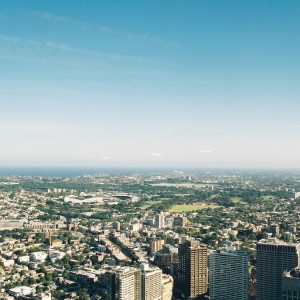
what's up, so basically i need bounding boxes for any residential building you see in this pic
[174,216,188,227]
[108,266,141,300]
[69,270,98,284]
[155,212,165,229]
[162,274,173,300]
[178,240,208,298]
[150,239,164,254]
[8,286,34,298]
[0,219,24,230]
[112,221,121,231]
[140,263,162,300]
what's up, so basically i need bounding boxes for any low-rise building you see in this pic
[8,286,34,298]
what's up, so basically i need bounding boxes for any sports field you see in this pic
[140,200,162,209]
[230,197,246,204]
[168,204,220,212]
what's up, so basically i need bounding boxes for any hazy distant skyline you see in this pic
[1,1,300,168]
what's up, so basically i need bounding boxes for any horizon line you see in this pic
[0,165,300,171]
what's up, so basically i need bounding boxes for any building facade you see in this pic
[282,267,300,300]
[178,240,208,298]
[256,239,300,300]
[108,266,141,300]
[140,263,162,300]
[209,248,248,300]
[161,274,173,300]
[150,239,165,254]
[155,212,165,229]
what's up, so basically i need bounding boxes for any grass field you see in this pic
[168,204,220,212]
[140,200,162,209]
[230,197,246,204]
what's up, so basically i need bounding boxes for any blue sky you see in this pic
[1,1,300,168]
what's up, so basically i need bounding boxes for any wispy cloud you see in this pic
[0,34,22,43]
[32,10,161,42]
[152,153,162,157]
[33,11,71,23]
[288,125,300,128]
[32,11,89,30]
[0,33,162,65]
[45,41,74,51]
[101,156,112,160]
[200,149,212,154]
[44,41,162,64]
[99,26,162,42]
[1,19,166,65]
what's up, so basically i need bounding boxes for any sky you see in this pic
[1,1,300,169]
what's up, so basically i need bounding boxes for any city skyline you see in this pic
[1,1,300,168]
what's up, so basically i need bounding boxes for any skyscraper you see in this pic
[256,238,300,300]
[108,266,141,300]
[209,248,248,300]
[155,212,165,229]
[161,274,174,300]
[140,263,163,300]
[178,240,208,298]
[282,267,300,300]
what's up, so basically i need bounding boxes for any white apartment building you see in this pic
[140,263,162,300]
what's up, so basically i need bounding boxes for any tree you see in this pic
[78,288,89,300]
[52,290,65,299]
[35,232,45,243]
[44,272,52,282]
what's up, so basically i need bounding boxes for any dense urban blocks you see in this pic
[1,171,300,299]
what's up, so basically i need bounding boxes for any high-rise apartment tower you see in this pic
[140,263,162,300]
[178,240,208,298]
[108,266,141,300]
[155,212,165,229]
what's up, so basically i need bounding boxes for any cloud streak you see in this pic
[32,10,161,42]
[0,33,162,65]
[45,41,75,51]
[0,34,22,43]
[152,153,162,157]
[98,26,162,42]
[200,149,212,154]
[32,11,89,30]
[44,41,163,64]
[33,11,71,23]
[101,156,112,160]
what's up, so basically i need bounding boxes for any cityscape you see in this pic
[1,1,300,300]
[0,170,300,299]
